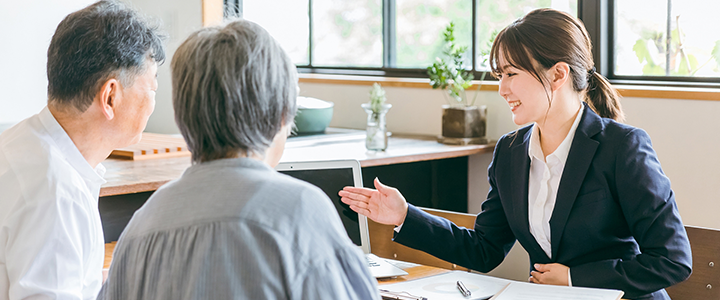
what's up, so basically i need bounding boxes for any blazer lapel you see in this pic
[549,105,602,258]
[510,127,550,262]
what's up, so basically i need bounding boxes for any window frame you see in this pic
[229,0,720,88]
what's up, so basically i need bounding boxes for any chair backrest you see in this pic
[368,207,476,271]
[665,225,720,300]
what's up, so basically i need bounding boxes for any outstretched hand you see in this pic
[339,178,409,226]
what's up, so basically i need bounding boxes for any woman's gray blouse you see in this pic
[98,158,379,300]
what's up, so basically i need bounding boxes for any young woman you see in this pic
[340,8,691,300]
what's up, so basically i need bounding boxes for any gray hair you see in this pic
[47,0,165,112]
[172,20,298,163]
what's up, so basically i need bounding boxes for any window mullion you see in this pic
[578,0,611,77]
[308,0,314,67]
[383,0,397,68]
[472,0,477,71]
[665,0,672,76]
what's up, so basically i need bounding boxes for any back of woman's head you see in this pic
[489,8,624,122]
[172,20,298,163]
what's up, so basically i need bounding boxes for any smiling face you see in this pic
[496,52,553,126]
[115,60,158,146]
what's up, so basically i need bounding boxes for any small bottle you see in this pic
[361,103,392,151]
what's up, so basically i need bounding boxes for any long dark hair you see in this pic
[489,8,624,122]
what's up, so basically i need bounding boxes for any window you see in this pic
[232,0,576,77]
[231,0,715,86]
[611,0,720,84]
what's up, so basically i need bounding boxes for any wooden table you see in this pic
[100,129,494,197]
[104,241,449,284]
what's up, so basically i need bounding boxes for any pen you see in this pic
[457,280,471,297]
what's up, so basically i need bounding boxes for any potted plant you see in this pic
[427,22,488,145]
[361,83,392,151]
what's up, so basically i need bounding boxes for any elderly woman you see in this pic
[98,20,380,300]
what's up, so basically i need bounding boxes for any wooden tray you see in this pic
[109,133,190,160]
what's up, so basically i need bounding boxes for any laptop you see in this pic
[275,159,408,278]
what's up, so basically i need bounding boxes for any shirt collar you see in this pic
[37,106,107,185]
[528,104,585,163]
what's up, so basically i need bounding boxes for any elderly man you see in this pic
[0,1,164,299]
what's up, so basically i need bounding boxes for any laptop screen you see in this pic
[278,167,362,246]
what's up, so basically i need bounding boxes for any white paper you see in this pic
[380,271,514,300]
[490,281,623,300]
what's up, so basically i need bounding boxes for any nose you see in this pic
[498,78,510,99]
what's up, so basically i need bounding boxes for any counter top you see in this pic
[100,129,495,197]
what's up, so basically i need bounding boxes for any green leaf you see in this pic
[633,39,651,64]
[711,40,720,67]
[642,63,664,76]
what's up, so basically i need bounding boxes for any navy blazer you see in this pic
[394,104,692,300]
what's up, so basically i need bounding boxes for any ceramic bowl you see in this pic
[294,97,334,134]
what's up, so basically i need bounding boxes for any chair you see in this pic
[368,207,477,271]
[665,225,720,300]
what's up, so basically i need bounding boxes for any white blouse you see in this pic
[527,105,584,259]
[0,107,106,300]
[527,105,584,285]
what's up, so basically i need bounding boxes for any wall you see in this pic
[0,0,95,127]
[0,0,198,134]
[127,0,202,134]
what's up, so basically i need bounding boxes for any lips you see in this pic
[508,100,522,111]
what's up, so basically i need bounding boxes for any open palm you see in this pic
[339,178,409,226]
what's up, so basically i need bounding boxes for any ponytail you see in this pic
[585,71,625,122]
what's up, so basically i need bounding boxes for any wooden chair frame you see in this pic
[368,207,477,271]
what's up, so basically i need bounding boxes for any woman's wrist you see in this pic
[395,203,409,226]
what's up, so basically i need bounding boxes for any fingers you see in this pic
[374,177,394,193]
[534,263,549,272]
[348,204,371,216]
[339,190,370,203]
[530,271,543,284]
[342,186,376,197]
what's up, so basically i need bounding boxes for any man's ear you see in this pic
[97,78,120,120]
[548,62,570,92]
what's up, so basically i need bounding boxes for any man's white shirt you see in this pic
[0,107,105,300]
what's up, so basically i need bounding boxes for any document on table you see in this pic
[380,270,513,300]
[490,281,624,300]
[380,270,624,300]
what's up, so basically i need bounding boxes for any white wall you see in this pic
[126,0,202,134]
[0,0,198,134]
[0,0,95,126]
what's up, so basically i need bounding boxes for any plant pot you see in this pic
[438,105,488,145]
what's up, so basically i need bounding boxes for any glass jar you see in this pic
[361,103,392,151]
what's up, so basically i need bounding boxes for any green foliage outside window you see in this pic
[632,17,720,76]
